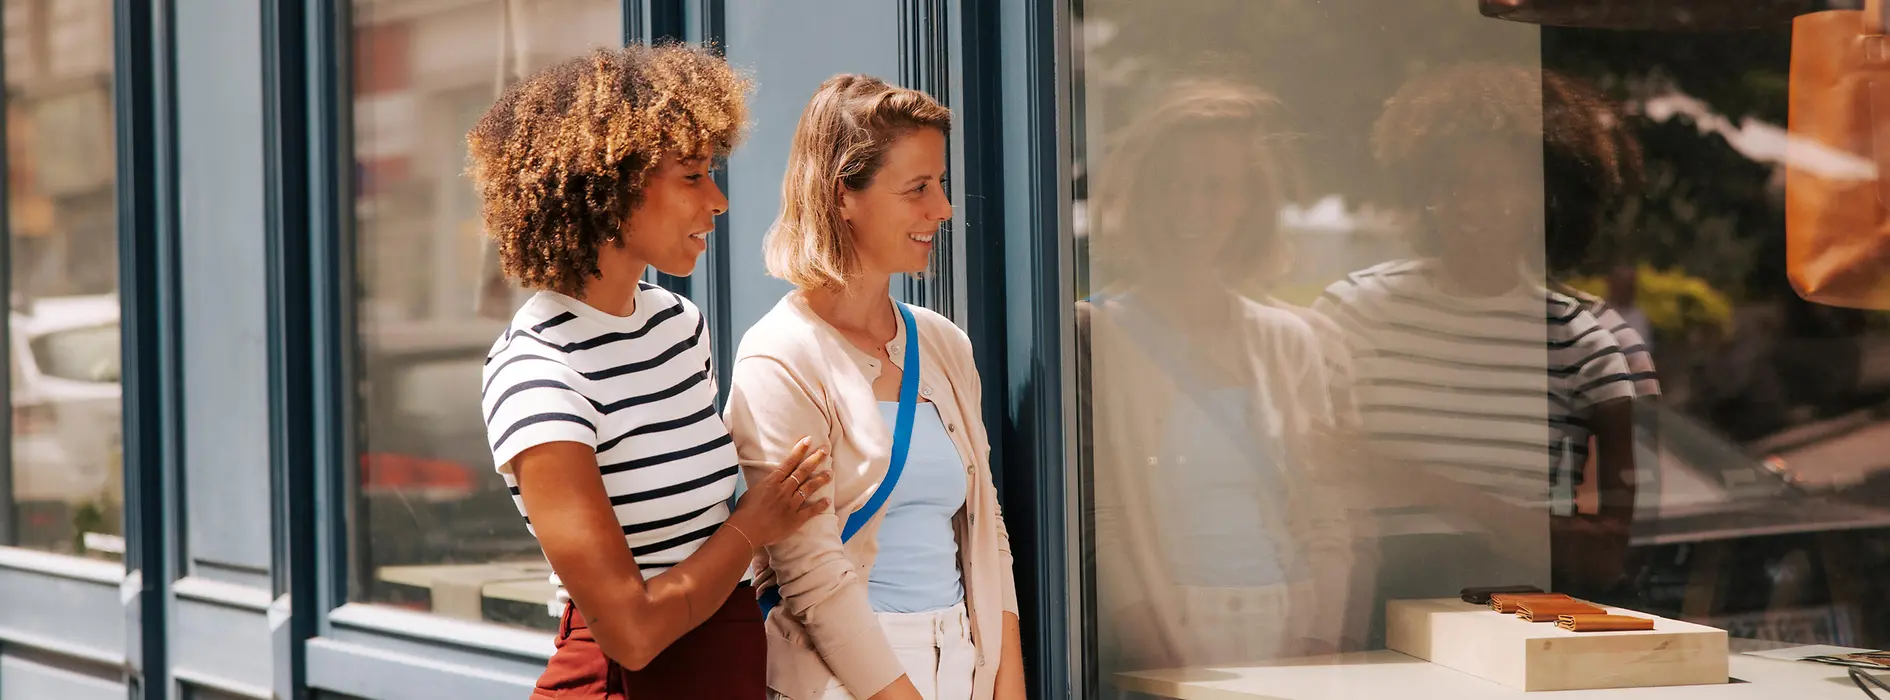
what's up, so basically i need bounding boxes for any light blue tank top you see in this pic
[867,402,967,613]
[1150,388,1292,587]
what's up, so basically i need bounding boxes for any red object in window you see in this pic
[352,20,413,96]
[361,452,476,499]
[12,403,55,436]
[358,155,411,196]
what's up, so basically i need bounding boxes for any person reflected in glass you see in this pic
[1537,74,1661,604]
[1310,64,1641,637]
[722,75,1025,700]
[1078,78,1359,675]
[469,45,831,698]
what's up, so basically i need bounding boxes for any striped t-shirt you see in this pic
[1313,260,1636,514]
[481,284,740,601]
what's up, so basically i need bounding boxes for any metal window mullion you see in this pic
[897,0,952,317]
[0,0,16,551]
[113,0,177,697]
[309,0,356,623]
[693,0,732,404]
[262,0,317,697]
[638,0,696,299]
[986,0,1077,696]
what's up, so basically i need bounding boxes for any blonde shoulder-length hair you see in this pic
[765,74,952,290]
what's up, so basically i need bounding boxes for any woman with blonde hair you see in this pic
[1078,78,1359,678]
[724,74,1026,700]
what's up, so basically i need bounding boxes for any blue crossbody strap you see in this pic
[758,301,921,618]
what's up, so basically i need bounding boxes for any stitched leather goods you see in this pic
[1557,614,1655,632]
[1517,600,1606,622]
[1787,0,1890,309]
[1490,592,1574,614]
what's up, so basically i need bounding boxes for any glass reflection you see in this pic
[1075,1,1890,695]
[1308,63,1650,640]
[350,0,619,630]
[1082,78,1355,671]
[6,0,122,558]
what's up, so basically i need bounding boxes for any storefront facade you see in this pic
[2,1,1886,698]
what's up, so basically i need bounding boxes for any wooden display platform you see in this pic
[1386,598,1729,692]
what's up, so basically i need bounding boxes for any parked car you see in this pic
[10,294,123,553]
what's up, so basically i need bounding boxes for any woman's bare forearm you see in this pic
[515,442,742,670]
[642,522,758,631]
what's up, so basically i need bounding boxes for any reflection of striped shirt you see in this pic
[1560,288,1661,398]
[481,284,738,598]
[1314,260,1635,510]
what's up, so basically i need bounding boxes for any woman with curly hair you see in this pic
[1309,64,1643,642]
[469,43,829,698]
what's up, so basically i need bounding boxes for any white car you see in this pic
[10,294,122,548]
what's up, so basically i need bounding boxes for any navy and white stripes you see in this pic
[1314,260,1637,511]
[482,284,739,595]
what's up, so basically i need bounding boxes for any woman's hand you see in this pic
[727,437,832,548]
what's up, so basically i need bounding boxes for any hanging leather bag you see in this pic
[1787,0,1890,309]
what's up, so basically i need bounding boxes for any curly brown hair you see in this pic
[1372,63,1644,263]
[466,43,750,296]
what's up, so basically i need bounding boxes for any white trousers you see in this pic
[811,602,976,700]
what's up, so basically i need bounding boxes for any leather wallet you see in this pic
[1490,593,1573,613]
[1461,585,1543,605]
[1517,600,1605,622]
[1557,614,1655,632]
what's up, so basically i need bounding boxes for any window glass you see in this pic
[350,0,620,631]
[5,0,123,559]
[1072,1,1890,694]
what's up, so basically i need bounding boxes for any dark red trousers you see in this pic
[530,584,765,699]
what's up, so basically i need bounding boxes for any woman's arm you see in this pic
[513,439,829,670]
[726,356,913,698]
[996,612,1028,698]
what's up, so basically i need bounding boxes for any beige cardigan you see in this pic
[724,293,1019,700]
[1080,295,1361,669]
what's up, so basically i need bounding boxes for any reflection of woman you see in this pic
[724,75,1025,700]
[1310,65,1641,625]
[469,46,830,698]
[1079,79,1356,674]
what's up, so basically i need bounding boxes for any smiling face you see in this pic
[1135,126,1261,278]
[838,128,952,278]
[1420,142,1541,271]
[611,154,727,276]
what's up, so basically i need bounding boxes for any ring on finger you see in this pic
[796,488,807,499]
[786,474,802,487]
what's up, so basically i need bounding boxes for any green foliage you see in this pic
[1567,265,1735,340]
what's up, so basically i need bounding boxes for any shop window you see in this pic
[349,0,621,631]
[1071,0,1890,695]
[4,0,124,559]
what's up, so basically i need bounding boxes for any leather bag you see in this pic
[1787,0,1890,309]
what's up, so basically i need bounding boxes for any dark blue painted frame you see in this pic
[262,0,317,697]
[115,0,179,696]
[980,0,1076,696]
[641,0,695,299]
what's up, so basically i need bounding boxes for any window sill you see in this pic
[0,545,125,584]
[326,601,553,661]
